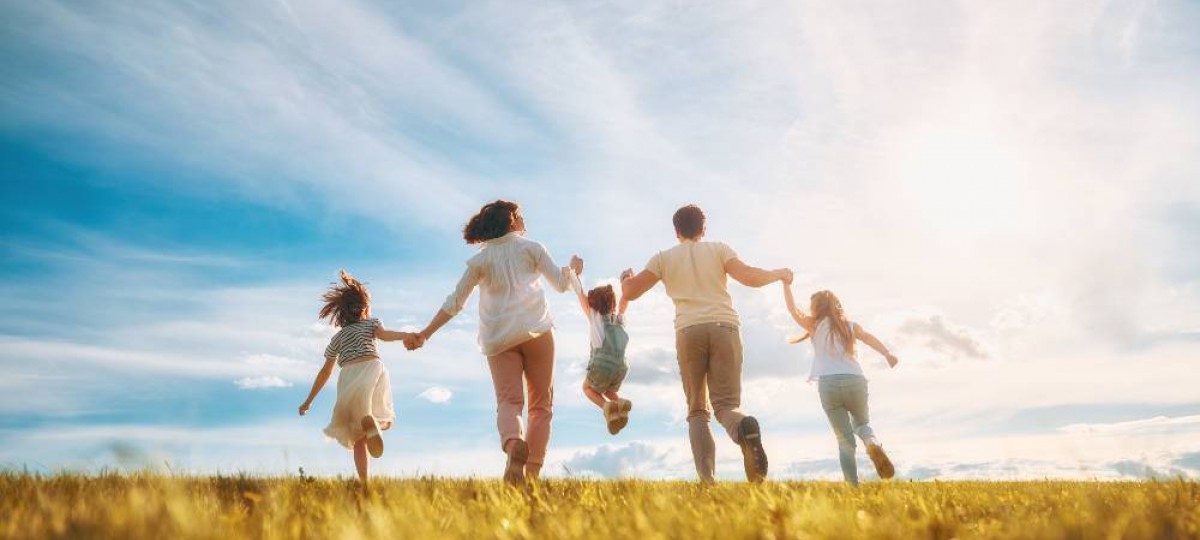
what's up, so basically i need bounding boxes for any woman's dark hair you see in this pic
[672,204,706,239]
[319,270,371,327]
[464,200,520,244]
[587,285,616,316]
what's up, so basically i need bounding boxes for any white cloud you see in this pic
[561,441,685,479]
[417,386,453,404]
[234,376,293,390]
[1059,415,1200,436]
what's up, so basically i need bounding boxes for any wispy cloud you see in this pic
[234,376,293,390]
[417,386,453,404]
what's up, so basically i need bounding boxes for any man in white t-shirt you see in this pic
[621,204,792,483]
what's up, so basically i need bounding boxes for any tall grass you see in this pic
[2,473,1197,539]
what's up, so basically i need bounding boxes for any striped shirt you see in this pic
[324,318,381,366]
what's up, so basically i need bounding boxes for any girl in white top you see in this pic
[411,200,581,485]
[569,270,632,435]
[782,280,899,486]
[298,270,419,484]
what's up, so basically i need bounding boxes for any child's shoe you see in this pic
[361,415,384,458]
[603,401,621,435]
[611,399,633,433]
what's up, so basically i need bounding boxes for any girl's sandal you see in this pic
[361,415,385,458]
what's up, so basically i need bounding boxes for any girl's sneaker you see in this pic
[361,415,384,458]
[503,439,529,485]
[604,401,621,434]
[867,443,895,479]
[612,399,633,433]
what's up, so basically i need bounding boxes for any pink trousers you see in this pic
[487,331,555,476]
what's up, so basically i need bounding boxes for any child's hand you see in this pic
[298,401,311,416]
[885,353,899,368]
[403,332,426,351]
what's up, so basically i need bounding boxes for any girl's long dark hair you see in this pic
[319,270,370,327]
[463,200,519,244]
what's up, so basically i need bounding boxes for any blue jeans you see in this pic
[818,374,876,486]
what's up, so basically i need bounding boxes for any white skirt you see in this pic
[323,357,395,449]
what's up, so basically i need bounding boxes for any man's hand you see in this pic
[569,255,584,276]
[298,401,311,416]
[776,268,794,285]
[885,353,899,368]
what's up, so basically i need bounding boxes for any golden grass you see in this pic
[2,473,1198,539]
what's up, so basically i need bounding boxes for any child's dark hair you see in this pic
[464,200,520,244]
[587,285,616,316]
[319,270,371,327]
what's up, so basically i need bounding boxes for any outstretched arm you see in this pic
[299,357,336,415]
[620,269,660,302]
[413,264,480,349]
[376,325,416,343]
[569,270,592,318]
[856,326,899,368]
[782,281,815,331]
[726,258,791,288]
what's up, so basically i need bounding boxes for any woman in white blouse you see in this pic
[411,200,581,485]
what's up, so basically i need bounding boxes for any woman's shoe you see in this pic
[503,439,529,486]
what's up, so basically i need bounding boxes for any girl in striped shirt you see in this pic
[298,270,418,483]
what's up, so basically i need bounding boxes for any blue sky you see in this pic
[2,0,1199,480]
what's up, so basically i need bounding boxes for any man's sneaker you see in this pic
[361,415,384,458]
[737,416,768,483]
[503,439,528,486]
[867,443,895,479]
[603,401,621,434]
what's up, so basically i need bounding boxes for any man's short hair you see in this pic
[673,204,706,239]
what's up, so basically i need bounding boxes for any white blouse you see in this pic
[441,232,573,356]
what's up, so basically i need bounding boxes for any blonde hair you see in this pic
[791,290,856,357]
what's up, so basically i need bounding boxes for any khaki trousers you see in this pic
[487,331,555,477]
[676,321,747,481]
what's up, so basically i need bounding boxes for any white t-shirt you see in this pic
[808,319,865,381]
[441,232,573,356]
[570,272,624,351]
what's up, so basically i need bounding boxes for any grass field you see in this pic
[2,473,1198,539]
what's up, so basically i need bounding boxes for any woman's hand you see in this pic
[569,255,584,275]
[298,401,311,416]
[403,332,426,351]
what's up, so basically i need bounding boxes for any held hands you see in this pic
[403,332,427,351]
[569,255,584,276]
[619,268,634,282]
[776,268,794,285]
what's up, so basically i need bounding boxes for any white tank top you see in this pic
[808,319,864,381]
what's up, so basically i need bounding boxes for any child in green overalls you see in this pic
[570,270,632,434]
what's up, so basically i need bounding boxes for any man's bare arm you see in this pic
[620,269,660,302]
[725,258,790,288]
